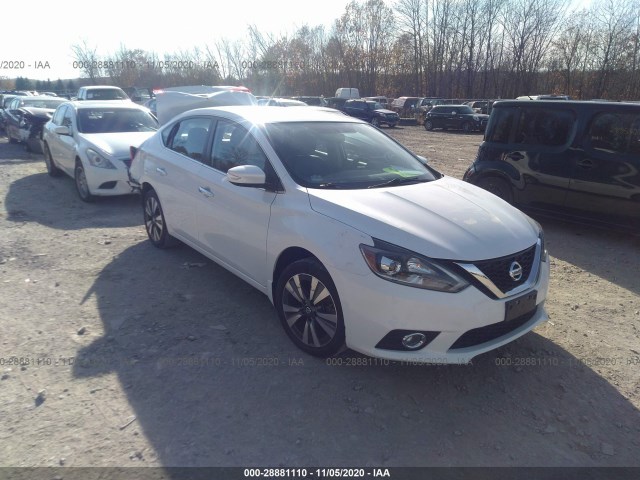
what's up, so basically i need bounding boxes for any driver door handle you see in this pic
[155,167,167,176]
[198,186,214,198]
[577,159,595,169]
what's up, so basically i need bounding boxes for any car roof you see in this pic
[63,100,147,110]
[171,105,361,125]
[493,100,640,109]
[80,85,125,90]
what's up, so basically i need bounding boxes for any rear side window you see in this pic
[588,112,640,155]
[485,108,518,143]
[165,117,213,162]
[515,108,574,146]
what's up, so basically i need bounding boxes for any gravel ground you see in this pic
[0,126,639,472]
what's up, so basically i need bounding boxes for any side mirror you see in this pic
[227,165,266,186]
[416,155,429,166]
[54,125,71,136]
[451,111,457,115]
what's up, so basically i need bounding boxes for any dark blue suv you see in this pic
[463,100,640,231]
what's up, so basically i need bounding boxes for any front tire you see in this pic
[424,120,434,131]
[44,144,62,177]
[476,176,514,204]
[461,122,471,133]
[371,117,380,127]
[143,188,177,248]
[74,160,95,202]
[275,259,345,357]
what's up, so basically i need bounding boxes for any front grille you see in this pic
[473,244,536,294]
[449,307,538,350]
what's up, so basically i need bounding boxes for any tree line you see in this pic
[24,0,640,100]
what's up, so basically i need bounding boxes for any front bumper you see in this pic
[331,255,550,364]
[84,161,136,196]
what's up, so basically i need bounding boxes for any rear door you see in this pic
[147,116,214,243]
[486,105,577,209]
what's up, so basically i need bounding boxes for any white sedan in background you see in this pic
[129,106,550,363]
[42,101,158,201]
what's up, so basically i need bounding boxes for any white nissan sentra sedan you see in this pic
[42,101,159,201]
[128,106,549,363]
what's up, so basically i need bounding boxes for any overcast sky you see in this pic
[2,0,592,82]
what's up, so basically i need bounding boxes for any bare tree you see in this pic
[71,40,102,82]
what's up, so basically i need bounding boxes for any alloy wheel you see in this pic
[281,273,339,348]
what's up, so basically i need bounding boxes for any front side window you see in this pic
[165,117,212,162]
[265,122,437,189]
[210,120,267,172]
[51,106,66,125]
[61,108,74,128]
[588,112,640,155]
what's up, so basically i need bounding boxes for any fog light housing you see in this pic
[402,333,427,349]
[375,330,439,351]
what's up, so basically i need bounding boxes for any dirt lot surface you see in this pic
[1,126,639,472]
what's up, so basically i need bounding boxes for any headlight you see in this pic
[360,240,469,293]
[526,216,548,262]
[539,228,548,262]
[86,148,116,169]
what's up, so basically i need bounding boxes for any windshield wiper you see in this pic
[366,176,429,189]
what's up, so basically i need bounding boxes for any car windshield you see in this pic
[77,108,159,133]
[368,102,384,110]
[265,122,437,189]
[22,99,65,109]
[85,89,128,100]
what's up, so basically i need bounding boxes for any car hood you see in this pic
[307,176,538,261]
[80,132,156,158]
[21,107,55,118]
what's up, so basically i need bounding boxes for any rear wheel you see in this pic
[43,144,62,177]
[143,188,177,248]
[476,176,513,204]
[275,259,345,357]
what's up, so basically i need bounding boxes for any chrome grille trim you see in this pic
[455,239,542,299]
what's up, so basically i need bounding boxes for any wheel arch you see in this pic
[271,247,320,302]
